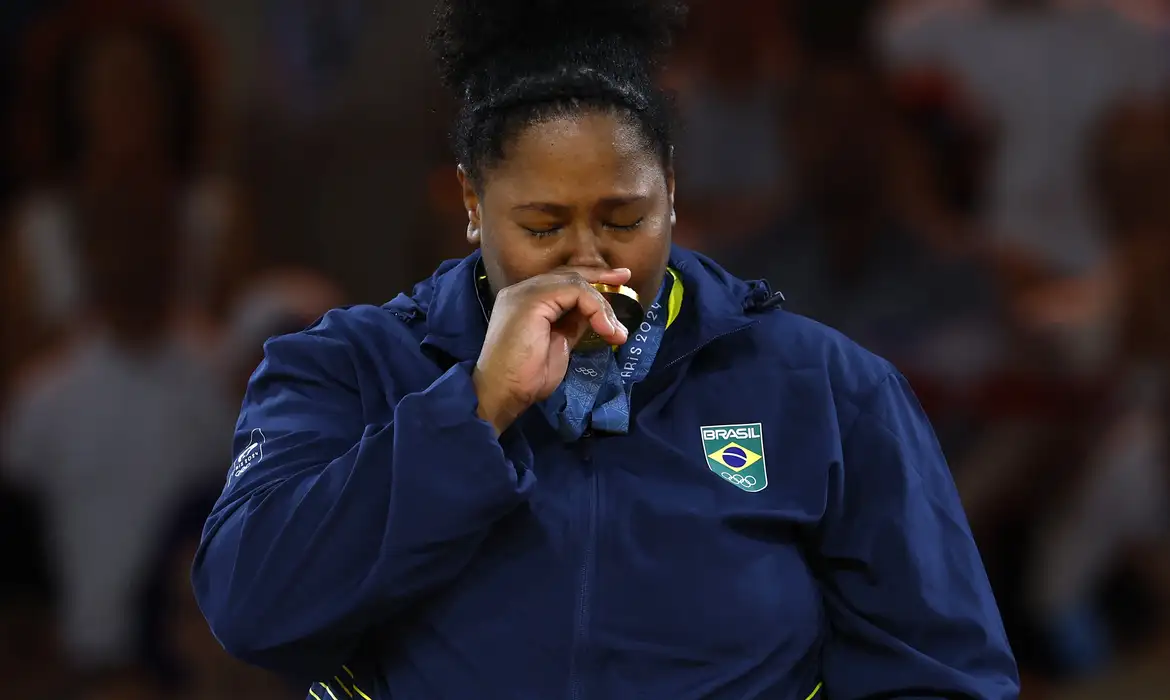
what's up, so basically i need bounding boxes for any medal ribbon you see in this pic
[540,269,682,440]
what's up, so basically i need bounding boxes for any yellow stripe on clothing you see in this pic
[665,267,684,328]
[338,665,372,700]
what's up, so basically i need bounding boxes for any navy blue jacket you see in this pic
[193,247,1019,700]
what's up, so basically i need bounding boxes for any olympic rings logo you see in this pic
[574,367,601,377]
[720,471,757,488]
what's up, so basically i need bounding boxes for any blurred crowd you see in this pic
[1,0,1169,697]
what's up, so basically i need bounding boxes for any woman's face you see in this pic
[461,110,675,309]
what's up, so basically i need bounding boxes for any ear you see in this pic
[457,165,482,245]
[665,165,677,226]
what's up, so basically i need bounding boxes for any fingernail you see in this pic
[617,321,628,336]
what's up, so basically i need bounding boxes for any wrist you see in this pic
[472,368,524,436]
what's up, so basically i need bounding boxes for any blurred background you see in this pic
[1,0,1169,697]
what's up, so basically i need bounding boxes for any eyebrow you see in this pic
[511,195,648,214]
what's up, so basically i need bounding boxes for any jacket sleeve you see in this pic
[815,372,1020,700]
[191,323,536,680]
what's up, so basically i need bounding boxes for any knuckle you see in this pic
[495,290,520,310]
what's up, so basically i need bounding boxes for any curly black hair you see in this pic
[429,0,687,185]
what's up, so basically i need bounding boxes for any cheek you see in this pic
[480,231,547,289]
[615,222,672,301]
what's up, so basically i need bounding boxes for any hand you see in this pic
[472,267,631,434]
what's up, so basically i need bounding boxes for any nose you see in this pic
[562,226,610,270]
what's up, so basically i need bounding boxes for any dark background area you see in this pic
[2,0,1170,697]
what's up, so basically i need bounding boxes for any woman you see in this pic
[192,1,1019,698]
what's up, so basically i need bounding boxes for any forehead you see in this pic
[483,111,663,202]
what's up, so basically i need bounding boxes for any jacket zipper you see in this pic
[567,321,756,698]
[569,428,596,700]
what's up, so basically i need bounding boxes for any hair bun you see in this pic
[429,0,688,92]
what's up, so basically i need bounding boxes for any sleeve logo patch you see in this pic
[230,428,265,479]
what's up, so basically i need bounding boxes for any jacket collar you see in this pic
[399,246,781,366]
[412,251,488,363]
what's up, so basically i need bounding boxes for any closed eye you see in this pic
[523,225,562,237]
[522,217,643,237]
[606,218,643,232]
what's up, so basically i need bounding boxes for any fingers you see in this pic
[561,266,632,286]
[498,267,634,346]
[559,275,628,344]
[550,280,626,343]
[586,301,628,344]
[518,271,629,344]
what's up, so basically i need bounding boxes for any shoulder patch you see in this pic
[230,428,265,479]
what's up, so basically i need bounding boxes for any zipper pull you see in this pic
[579,427,594,463]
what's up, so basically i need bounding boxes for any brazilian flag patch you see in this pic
[702,423,767,493]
